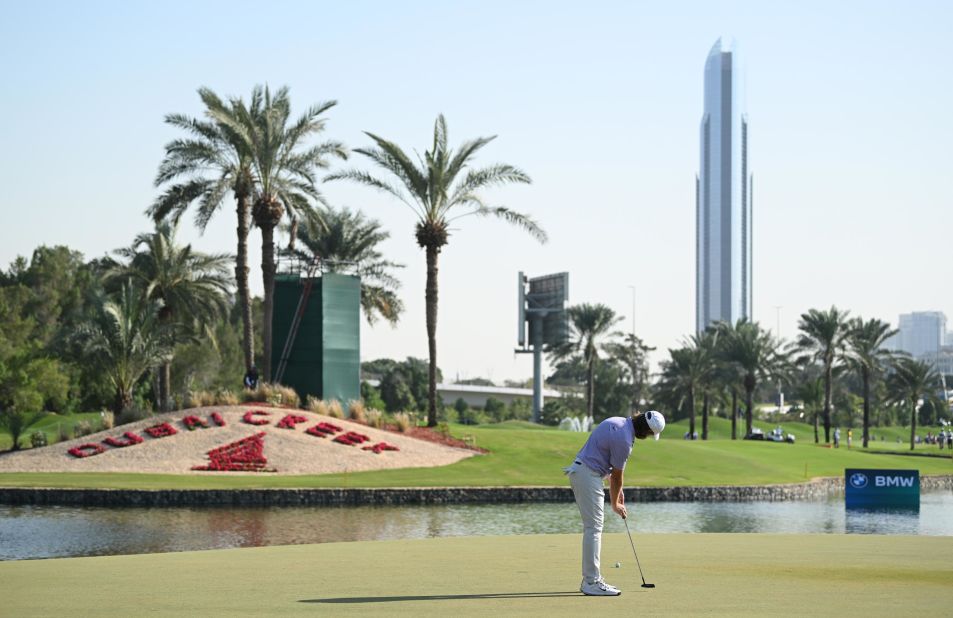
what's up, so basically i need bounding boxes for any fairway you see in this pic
[1,533,949,616]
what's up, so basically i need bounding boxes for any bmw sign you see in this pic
[848,472,868,489]
[845,468,919,509]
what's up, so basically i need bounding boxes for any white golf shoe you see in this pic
[580,578,621,596]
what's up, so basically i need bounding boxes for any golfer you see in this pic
[564,410,665,596]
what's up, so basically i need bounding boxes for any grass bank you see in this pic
[1,418,949,489]
[1,533,949,616]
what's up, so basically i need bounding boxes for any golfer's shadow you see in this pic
[301,591,580,604]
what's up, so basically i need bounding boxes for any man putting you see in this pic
[564,410,665,596]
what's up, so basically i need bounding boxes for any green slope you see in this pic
[1,419,949,489]
[1,534,950,617]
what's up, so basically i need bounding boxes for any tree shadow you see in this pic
[300,591,580,604]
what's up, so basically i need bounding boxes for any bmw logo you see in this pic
[849,472,868,489]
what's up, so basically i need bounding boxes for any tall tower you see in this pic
[696,37,752,333]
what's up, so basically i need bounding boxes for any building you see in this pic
[696,37,753,332]
[891,311,947,358]
[363,380,563,409]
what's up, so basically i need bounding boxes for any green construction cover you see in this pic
[271,272,360,403]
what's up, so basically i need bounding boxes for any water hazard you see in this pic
[1,491,950,561]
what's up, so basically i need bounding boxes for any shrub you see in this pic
[186,390,214,408]
[273,384,300,408]
[349,400,366,423]
[215,389,240,406]
[392,412,412,432]
[116,408,152,426]
[57,423,71,442]
[327,400,344,419]
[240,385,262,403]
[364,408,383,428]
[75,420,93,437]
[239,383,299,408]
[307,396,330,416]
[101,412,115,430]
[30,431,48,448]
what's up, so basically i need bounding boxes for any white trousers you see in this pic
[566,461,605,583]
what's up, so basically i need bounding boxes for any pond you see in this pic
[1,491,950,561]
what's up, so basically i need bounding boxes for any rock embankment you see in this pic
[2,476,950,507]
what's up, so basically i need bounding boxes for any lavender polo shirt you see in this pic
[575,416,635,477]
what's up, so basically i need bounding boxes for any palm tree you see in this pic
[658,334,713,439]
[606,333,655,411]
[716,319,788,437]
[548,304,622,421]
[106,222,231,411]
[149,87,257,375]
[327,115,545,426]
[886,357,940,451]
[78,284,175,415]
[797,306,851,443]
[845,317,898,448]
[215,85,347,381]
[285,206,404,325]
[796,374,824,443]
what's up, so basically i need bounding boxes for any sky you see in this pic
[2,1,951,384]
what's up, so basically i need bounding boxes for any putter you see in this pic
[623,517,655,588]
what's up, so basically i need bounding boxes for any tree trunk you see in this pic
[745,387,754,437]
[235,194,254,372]
[862,368,870,448]
[909,401,917,451]
[702,391,709,440]
[587,357,596,420]
[113,388,132,416]
[159,361,171,412]
[814,409,819,444]
[731,389,737,440]
[823,362,833,443]
[688,385,696,439]
[425,245,440,427]
[260,223,276,382]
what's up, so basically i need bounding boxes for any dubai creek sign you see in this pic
[845,468,919,509]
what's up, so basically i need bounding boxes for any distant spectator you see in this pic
[833,428,840,448]
[847,428,852,449]
[244,365,259,390]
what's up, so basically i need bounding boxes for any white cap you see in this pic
[645,410,665,440]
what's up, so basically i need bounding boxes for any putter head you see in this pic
[641,583,656,589]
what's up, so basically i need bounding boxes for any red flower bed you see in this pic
[276,414,308,429]
[68,443,106,458]
[192,432,273,472]
[144,423,178,438]
[362,441,400,454]
[103,432,144,448]
[211,412,226,427]
[242,410,271,425]
[182,415,209,430]
[333,431,370,446]
[305,422,343,438]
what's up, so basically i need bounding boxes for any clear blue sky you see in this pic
[2,1,951,382]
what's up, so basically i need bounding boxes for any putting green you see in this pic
[2,534,950,616]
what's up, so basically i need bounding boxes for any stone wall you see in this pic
[1,475,950,507]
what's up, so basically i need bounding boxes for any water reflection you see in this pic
[845,507,921,535]
[1,491,950,561]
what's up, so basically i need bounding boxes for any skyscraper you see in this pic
[891,311,947,358]
[696,38,752,333]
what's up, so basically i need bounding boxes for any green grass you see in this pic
[0,411,104,450]
[1,533,950,616]
[1,418,949,490]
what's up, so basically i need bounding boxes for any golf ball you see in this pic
[615,562,621,568]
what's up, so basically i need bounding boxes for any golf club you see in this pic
[623,517,655,588]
